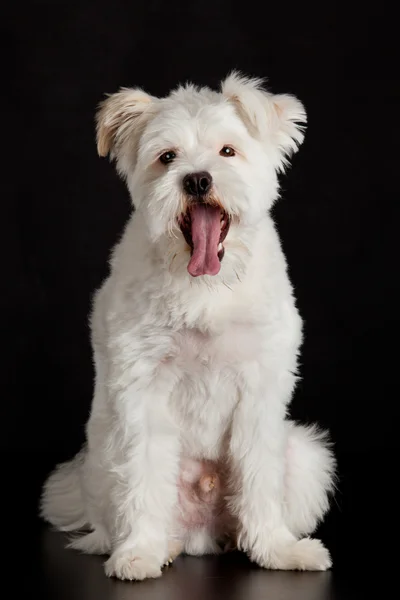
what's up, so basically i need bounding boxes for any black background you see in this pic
[2,0,399,585]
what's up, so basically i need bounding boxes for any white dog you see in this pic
[40,73,336,580]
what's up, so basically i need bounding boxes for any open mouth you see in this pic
[178,204,231,277]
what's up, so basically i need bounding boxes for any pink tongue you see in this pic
[188,204,221,277]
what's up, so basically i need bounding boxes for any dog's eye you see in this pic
[220,146,235,157]
[159,151,176,165]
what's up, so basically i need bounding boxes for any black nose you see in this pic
[183,172,212,197]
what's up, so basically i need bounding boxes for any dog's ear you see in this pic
[96,88,155,158]
[221,72,307,170]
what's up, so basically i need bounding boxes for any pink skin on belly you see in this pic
[168,437,298,561]
[176,458,236,541]
[177,459,224,528]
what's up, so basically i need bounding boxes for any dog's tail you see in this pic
[40,448,88,532]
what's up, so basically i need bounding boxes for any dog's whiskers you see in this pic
[234,269,242,283]
[167,220,179,240]
[222,279,233,291]
[169,253,178,273]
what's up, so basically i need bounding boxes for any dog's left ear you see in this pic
[221,72,307,170]
[96,88,156,159]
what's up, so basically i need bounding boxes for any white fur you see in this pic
[40,73,336,580]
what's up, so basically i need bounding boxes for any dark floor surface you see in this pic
[39,528,350,600]
[6,453,394,599]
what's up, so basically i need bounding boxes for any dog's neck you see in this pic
[111,210,279,332]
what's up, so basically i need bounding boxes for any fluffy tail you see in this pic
[284,421,337,537]
[40,448,88,532]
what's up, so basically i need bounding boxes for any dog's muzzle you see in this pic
[178,172,230,278]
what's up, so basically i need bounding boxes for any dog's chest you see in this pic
[166,323,263,459]
[166,322,263,369]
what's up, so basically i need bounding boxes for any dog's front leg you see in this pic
[98,358,180,581]
[229,366,331,571]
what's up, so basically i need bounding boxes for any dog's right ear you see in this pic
[221,72,306,171]
[96,88,155,158]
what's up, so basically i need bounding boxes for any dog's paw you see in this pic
[163,539,183,567]
[105,549,162,581]
[256,537,332,571]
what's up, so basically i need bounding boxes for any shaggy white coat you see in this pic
[41,73,336,580]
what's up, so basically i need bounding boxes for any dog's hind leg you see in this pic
[40,447,88,532]
[68,526,110,554]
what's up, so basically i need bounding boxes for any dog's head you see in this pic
[96,73,306,278]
